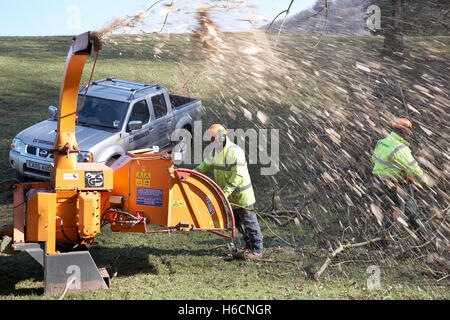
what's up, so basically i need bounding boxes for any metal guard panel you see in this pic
[172,168,235,239]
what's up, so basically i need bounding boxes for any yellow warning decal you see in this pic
[172,200,187,208]
[136,166,151,187]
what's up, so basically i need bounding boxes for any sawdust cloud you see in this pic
[90,1,450,277]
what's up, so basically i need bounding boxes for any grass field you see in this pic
[0,33,448,300]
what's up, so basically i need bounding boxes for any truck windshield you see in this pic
[77,95,128,129]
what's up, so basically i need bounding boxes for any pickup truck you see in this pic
[9,77,202,181]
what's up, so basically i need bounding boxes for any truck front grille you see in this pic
[26,146,37,155]
[25,145,53,159]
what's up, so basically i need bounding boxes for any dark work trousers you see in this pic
[370,177,419,229]
[233,205,264,254]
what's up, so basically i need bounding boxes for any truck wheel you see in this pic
[106,156,120,167]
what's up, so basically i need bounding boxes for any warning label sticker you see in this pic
[172,200,187,208]
[206,196,216,216]
[136,168,151,187]
[136,188,163,207]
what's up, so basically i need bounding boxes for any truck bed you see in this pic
[169,94,198,109]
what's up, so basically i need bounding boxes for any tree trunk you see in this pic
[383,30,404,55]
[382,0,405,56]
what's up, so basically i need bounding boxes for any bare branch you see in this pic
[156,0,174,33]
[312,0,329,49]
[266,0,295,32]
[314,237,385,281]
[256,212,294,247]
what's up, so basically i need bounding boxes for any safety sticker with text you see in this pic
[136,171,151,187]
[172,200,187,208]
[136,188,163,207]
[206,196,216,216]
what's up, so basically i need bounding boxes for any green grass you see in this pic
[2,227,448,300]
[83,227,447,300]
[0,33,449,300]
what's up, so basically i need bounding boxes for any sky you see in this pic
[0,0,317,36]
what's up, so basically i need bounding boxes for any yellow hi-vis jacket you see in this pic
[196,137,256,208]
[372,132,428,186]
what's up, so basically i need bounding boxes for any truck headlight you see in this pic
[77,151,93,163]
[11,138,24,153]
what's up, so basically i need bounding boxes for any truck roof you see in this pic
[79,77,163,102]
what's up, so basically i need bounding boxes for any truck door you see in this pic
[126,99,155,151]
[150,93,173,149]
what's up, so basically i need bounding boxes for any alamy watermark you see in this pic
[67,5,81,30]
[66,264,81,290]
[366,265,381,290]
[366,5,381,31]
[170,121,280,176]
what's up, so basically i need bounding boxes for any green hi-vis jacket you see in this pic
[371,132,428,186]
[196,138,256,209]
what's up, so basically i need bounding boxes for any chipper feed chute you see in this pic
[0,31,235,297]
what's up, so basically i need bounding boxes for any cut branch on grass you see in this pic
[329,259,373,268]
[437,274,449,282]
[293,193,322,230]
[260,213,283,226]
[314,237,385,281]
[256,212,294,247]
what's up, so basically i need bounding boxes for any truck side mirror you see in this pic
[128,120,143,132]
[48,105,58,116]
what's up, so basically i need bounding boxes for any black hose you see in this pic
[58,217,79,248]
[60,223,74,244]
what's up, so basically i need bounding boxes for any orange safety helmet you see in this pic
[393,118,412,134]
[208,124,227,140]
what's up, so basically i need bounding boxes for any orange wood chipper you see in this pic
[0,32,235,296]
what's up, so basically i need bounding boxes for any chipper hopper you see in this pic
[0,32,235,296]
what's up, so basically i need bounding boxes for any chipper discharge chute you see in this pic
[0,31,234,296]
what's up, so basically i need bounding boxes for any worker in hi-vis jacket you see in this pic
[371,118,431,230]
[195,124,263,260]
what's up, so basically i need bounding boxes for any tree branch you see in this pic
[266,0,295,32]
[314,237,385,281]
[156,0,174,33]
[312,0,329,48]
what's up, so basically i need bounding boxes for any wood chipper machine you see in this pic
[0,32,235,296]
